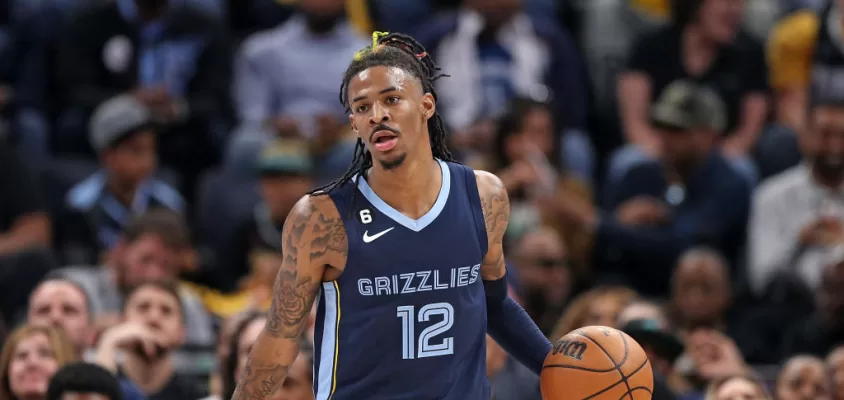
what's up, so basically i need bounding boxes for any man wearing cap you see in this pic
[554,80,751,296]
[66,95,185,250]
[224,139,314,292]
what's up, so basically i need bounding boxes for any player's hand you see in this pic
[799,218,844,246]
[687,329,746,380]
[615,197,669,225]
[99,322,168,359]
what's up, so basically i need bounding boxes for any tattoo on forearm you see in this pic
[265,201,348,339]
[231,362,288,400]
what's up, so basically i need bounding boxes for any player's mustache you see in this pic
[369,124,400,142]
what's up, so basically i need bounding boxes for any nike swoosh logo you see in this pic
[363,227,395,243]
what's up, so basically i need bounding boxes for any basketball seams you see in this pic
[624,359,654,398]
[573,358,652,400]
[542,364,619,373]
[573,332,629,366]
[575,331,635,400]
[622,387,654,400]
[616,333,634,398]
[582,378,625,399]
[541,327,654,400]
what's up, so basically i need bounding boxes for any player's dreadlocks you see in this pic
[309,31,455,196]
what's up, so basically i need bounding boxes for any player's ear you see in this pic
[420,93,435,121]
[349,114,360,138]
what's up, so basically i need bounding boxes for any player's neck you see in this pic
[367,156,442,220]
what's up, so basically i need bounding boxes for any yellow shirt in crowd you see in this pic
[182,281,271,318]
[768,10,822,91]
[629,0,670,19]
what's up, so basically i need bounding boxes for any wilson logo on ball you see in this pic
[551,339,587,361]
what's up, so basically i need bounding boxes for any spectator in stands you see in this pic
[27,278,93,355]
[230,0,365,181]
[668,248,733,339]
[34,303,147,400]
[684,330,751,396]
[615,0,770,186]
[619,318,684,400]
[95,280,203,400]
[511,227,573,334]
[415,0,588,154]
[703,374,770,400]
[781,257,844,358]
[486,335,540,400]
[566,81,750,296]
[215,312,313,400]
[211,312,264,400]
[575,0,669,158]
[0,325,77,400]
[66,95,185,251]
[769,0,844,133]
[775,355,829,400]
[0,140,54,325]
[549,286,638,340]
[228,139,312,292]
[617,300,670,328]
[53,210,214,350]
[206,312,251,398]
[47,362,126,400]
[56,0,233,194]
[748,100,844,296]
[826,346,844,400]
[489,99,593,269]
[274,340,313,400]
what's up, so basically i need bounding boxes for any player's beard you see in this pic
[379,153,407,170]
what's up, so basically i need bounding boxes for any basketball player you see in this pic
[231,32,552,400]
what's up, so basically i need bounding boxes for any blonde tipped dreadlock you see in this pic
[309,32,454,198]
[354,31,390,61]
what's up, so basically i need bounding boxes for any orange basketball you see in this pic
[540,326,653,399]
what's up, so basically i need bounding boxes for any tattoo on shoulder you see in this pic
[265,200,348,339]
[479,177,509,238]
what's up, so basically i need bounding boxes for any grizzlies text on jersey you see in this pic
[313,159,490,400]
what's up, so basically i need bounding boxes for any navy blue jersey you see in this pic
[313,160,490,400]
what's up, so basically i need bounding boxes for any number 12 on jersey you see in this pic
[396,302,455,360]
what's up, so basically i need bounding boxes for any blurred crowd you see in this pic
[1,0,844,399]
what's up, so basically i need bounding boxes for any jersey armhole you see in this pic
[459,164,489,258]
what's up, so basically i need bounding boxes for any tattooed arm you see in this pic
[232,195,347,400]
[476,170,510,281]
[476,170,551,375]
